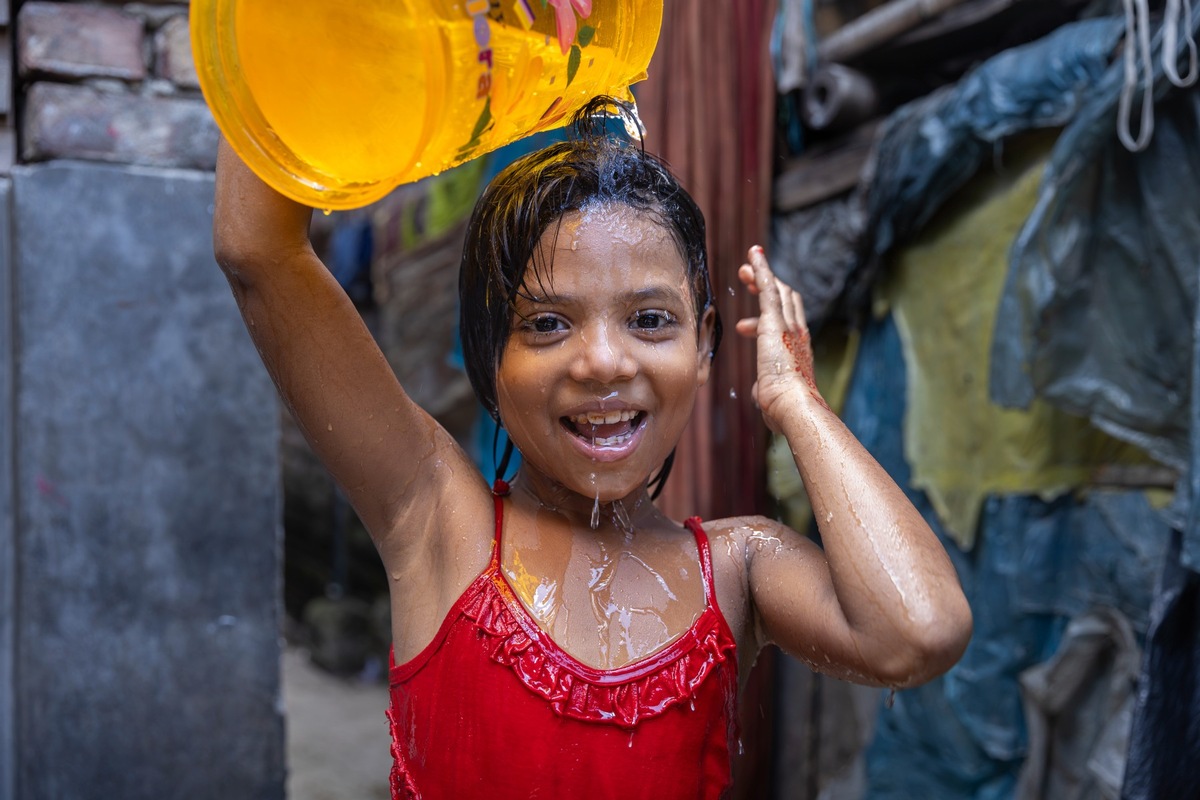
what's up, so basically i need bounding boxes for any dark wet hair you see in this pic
[459,97,723,429]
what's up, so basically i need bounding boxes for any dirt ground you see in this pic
[283,646,392,800]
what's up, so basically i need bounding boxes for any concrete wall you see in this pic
[1,175,16,800]
[5,160,284,799]
[2,2,285,797]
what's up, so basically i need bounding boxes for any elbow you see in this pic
[212,242,239,281]
[212,246,253,298]
[878,602,974,689]
[212,225,270,294]
[212,224,254,281]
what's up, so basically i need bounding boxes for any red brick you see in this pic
[154,15,199,90]
[22,82,218,169]
[18,2,146,82]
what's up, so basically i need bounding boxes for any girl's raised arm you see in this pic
[732,246,972,688]
[212,138,485,556]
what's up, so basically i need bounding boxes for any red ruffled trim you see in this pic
[386,706,421,799]
[461,575,737,728]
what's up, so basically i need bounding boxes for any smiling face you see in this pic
[495,203,716,506]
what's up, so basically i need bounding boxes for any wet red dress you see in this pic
[387,483,739,799]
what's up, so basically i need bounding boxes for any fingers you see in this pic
[736,245,811,342]
[778,280,799,331]
[747,248,781,337]
[746,245,778,297]
[790,278,808,330]
[737,263,759,295]
[746,245,809,330]
[735,316,760,338]
[745,246,789,339]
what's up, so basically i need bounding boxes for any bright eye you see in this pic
[530,315,563,334]
[634,311,674,330]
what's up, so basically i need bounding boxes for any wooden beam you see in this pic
[818,0,970,63]
[889,0,1019,47]
[773,121,879,212]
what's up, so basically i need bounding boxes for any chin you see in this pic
[544,465,651,504]
[569,478,646,504]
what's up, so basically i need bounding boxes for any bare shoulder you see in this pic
[699,514,833,664]
[702,514,791,541]
[700,514,813,569]
[695,514,802,663]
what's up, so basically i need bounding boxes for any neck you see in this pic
[509,470,658,536]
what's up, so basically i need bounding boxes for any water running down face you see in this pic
[495,204,716,511]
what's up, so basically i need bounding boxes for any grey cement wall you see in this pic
[1,176,15,800]
[6,161,283,799]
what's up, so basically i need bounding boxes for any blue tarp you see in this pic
[989,48,1200,484]
[841,315,1169,800]
[986,10,1200,575]
[1119,288,1200,800]
[770,9,1200,799]
[773,17,1128,331]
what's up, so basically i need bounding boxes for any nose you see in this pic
[569,319,637,385]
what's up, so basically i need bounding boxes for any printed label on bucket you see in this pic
[457,0,601,161]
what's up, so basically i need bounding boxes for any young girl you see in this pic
[213,103,971,798]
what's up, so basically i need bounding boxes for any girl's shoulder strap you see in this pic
[490,480,511,562]
[683,516,716,607]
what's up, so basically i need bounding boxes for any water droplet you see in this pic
[728,286,736,296]
[885,688,897,709]
[613,500,631,534]
[591,494,601,530]
[627,730,635,748]
[624,101,647,140]
[738,738,745,755]
[321,208,332,217]
[689,699,696,711]
[729,389,738,399]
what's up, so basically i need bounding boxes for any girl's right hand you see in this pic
[733,245,827,432]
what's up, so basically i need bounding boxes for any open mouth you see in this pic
[561,409,648,447]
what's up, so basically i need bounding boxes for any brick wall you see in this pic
[16,0,217,169]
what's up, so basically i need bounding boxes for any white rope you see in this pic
[1118,0,1156,152]
[1164,0,1199,87]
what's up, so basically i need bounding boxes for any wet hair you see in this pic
[459,97,723,429]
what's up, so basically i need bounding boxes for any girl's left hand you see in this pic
[734,245,826,431]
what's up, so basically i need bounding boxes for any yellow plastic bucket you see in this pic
[191,0,664,209]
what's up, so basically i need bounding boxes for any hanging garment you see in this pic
[990,31,1200,481]
[1016,608,1141,800]
[882,132,1153,549]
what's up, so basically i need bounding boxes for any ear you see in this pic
[694,306,717,386]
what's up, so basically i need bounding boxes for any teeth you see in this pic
[569,409,638,426]
[594,432,634,447]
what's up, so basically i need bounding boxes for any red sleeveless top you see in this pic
[387,484,739,799]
